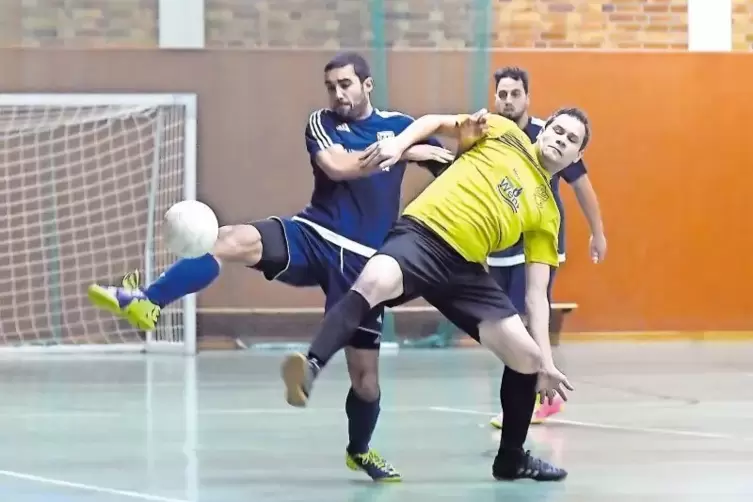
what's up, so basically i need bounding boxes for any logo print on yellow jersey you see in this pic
[533,184,550,208]
[497,176,523,213]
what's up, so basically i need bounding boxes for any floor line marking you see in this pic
[0,411,122,419]
[199,405,440,415]
[543,417,738,440]
[428,406,744,440]
[0,469,189,502]
[0,406,448,420]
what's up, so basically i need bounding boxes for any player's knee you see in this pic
[346,348,381,401]
[351,371,380,402]
[512,343,542,375]
[479,318,542,375]
[212,225,262,264]
[352,255,404,305]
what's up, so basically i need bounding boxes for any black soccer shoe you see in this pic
[281,352,320,407]
[492,449,568,482]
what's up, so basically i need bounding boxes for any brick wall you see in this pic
[205,0,478,49]
[0,0,744,51]
[205,0,688,49]
[733,0,753,51]
[0,0,157,47]
[492,0,687,49]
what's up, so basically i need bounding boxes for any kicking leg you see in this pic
[310,254,404,366]
[280,253,404,407]
[87,219,277,331]
[144,223,264,305]
[281,216,452,408]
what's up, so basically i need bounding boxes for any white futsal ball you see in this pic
[163,200,219,258]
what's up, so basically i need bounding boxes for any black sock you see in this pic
[499,366,538,457]
[345,387,381,455]
[307,290,372,367]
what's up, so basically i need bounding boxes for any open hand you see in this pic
[537,364,574,405]
[458,108,490,139]
[360,137,405,171]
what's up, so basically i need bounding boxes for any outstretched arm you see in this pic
[393,110,489,153]
[402,136,455,176]
[360,109,490,171]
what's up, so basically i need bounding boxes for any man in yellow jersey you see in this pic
[488,66,606,429]
[281,107,590,482]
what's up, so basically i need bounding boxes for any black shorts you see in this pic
[378,216,518,342]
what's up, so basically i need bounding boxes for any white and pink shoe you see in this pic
[489,395,564,429]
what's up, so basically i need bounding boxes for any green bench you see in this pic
[383,303,578,348]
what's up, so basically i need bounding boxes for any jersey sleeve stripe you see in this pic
[375,109,414,120]
[308,109,335,150]
[531,116,547,126]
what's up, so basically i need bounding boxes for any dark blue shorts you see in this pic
[488,263,558,315]
[249,217,382,350]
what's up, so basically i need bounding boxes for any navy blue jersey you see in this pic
[297,108,438,254]
[487,116,587,266]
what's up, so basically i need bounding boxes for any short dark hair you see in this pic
[493,66,529,93]
[545,107,591,151]
[324,52,372,82]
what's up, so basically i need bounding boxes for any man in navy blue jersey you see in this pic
[487,67,607,428]
[87,52,453,482]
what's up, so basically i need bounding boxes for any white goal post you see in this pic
[0,93,198,355]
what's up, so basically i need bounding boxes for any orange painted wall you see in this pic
[489,51,753,332]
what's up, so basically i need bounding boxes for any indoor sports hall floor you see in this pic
[0,343,752,502]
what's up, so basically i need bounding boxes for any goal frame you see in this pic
[0,93,198,356]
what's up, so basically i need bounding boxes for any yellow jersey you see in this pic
[402,114,560,266]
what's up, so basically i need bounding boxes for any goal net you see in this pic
[0,94,197,354]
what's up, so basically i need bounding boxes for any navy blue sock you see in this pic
[145,253,220,308]
[345,387,381,455]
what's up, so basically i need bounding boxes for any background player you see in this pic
[487,66,606,427]
[281,107,590,482]
[87,51,453,482]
